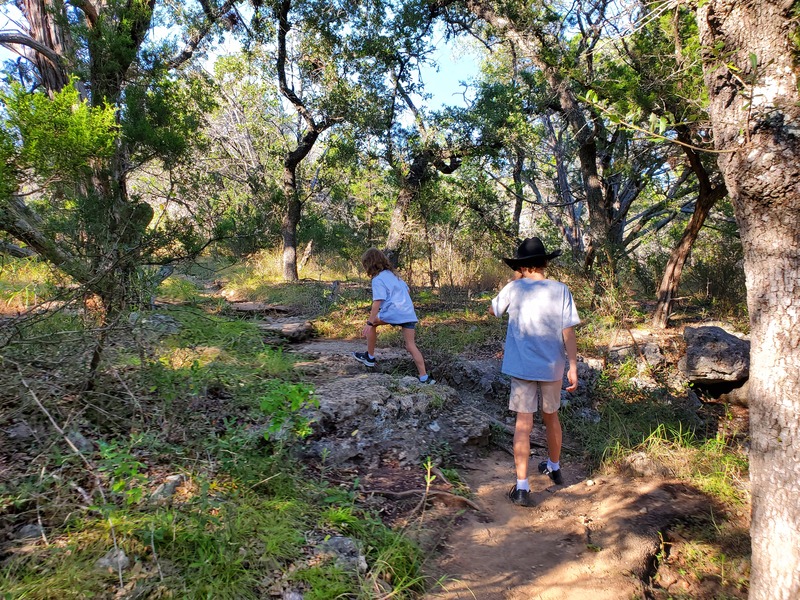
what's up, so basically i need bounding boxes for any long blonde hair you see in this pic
[361,248,393,278]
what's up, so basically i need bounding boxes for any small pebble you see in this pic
[586,479,595,486]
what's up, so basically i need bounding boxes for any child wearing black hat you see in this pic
[488,237,580,507]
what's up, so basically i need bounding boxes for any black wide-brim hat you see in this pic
[503,237,562,269]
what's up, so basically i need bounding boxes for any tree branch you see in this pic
[166,0,238,69]
[0,196,91,283]
[0,30,66,67]
[0,240,36,258]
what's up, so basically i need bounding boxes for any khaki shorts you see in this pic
[509,378,561,414]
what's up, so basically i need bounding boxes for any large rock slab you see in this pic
[302,374,489,467]
[678,326,750,384]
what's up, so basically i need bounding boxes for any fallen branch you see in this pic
[431,465,451,486]
[363,488,482,512]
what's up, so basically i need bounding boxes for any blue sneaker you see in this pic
[352,352,376,367]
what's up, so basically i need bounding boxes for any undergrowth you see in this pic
[0,305,426,599]
[0,257,59,313]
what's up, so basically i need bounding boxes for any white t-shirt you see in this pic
[491,278,580,381]
[372,270,418,324]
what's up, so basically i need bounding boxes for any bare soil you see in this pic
[422,450,713,600]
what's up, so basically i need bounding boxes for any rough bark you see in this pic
[697,2,800,598]
[0,196,91,283]
[14,0,71,93]
[0,240,36,258]
[510,148,524,236]
[279,129,320,282]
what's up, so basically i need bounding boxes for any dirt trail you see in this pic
[423,451,707,600]
[288,335,710,600]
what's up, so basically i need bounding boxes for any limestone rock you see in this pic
[14,523,44,540]
[258,319,315,342]
[67,430,93,453]
[621,452,671,478]
[678,326,750,384]
[718,379,750,407]
[95,548,130,572]
[149,474,185,503]
[317,536,367,574]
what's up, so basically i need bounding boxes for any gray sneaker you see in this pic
[419,377,435,385]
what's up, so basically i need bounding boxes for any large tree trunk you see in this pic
[16,0,71,93]
[275,0,330,282]
[0,240,36,258]
[697,2,800,598]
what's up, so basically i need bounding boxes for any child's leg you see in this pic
[540,380,562,463]
[542,410,562,464]
[366,324,378,357]
[513,411,534,480]
[401,326,427,377]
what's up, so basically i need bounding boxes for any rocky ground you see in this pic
[282,325,747,600]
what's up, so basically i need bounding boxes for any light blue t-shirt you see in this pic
[372,270,418,324]
[491,278,580,381]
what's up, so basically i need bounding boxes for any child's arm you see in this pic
[562,326,578,392]
[368,299,383,324]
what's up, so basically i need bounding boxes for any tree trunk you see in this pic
[281,165,302,281]
[697,2,800,598]
[385,152,432,267]
[275,0,330,282]
[17,0,71,93]
[0,240,36,258]
[384,187,412,268]
[652,130,727,328]
[511,148,524,237]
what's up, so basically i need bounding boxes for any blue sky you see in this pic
[418,29,483,110]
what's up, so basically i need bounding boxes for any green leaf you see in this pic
[749,52,758,72]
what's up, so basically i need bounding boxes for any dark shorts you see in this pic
[386,321,417,329]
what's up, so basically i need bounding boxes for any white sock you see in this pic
[516,479,530,491]
[368,353,375,360]
[419,374,429,382]
[547,459,560,472]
